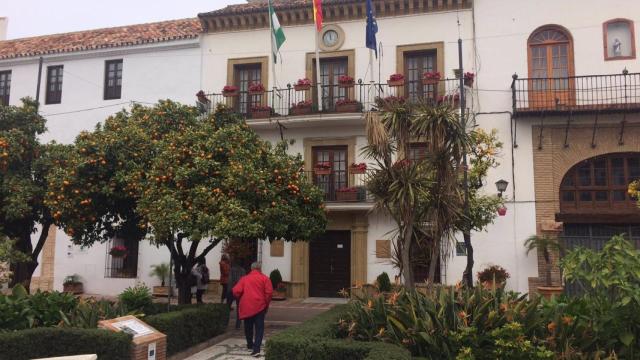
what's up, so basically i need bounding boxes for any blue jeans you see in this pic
[244,309,267,353]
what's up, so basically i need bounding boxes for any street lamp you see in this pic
[495,179,509,198]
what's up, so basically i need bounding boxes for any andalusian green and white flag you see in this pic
[269,0,286,63]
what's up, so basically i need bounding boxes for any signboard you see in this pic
[111,319,154,338]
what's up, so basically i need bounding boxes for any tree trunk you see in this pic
[462,231,474,287]
[401,222,415,289]
[171,256,193,305]
[427,244,440,284]
[9,232,37,292]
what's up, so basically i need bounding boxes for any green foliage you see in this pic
[149,263,170,286]
[0,327,132,360]
[270,269,283,289]
[59,298,139,329]
[117,284,153,313]
[376,272,392,292]
[145,303,229,355]
[0,285,78,330]
[265,305,410,360]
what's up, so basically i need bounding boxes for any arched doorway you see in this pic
[558,152,640,294]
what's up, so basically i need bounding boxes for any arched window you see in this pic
[527,25,575,108]
[560,153,640,214]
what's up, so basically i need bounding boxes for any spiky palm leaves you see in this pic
[364,102,471,289]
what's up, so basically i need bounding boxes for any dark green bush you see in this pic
[0,285,78,330]
[266,305,410,360]
[270,269,283,288]
[118,284,153,313]
[376,272,392,292]
[0,327,131,360]
[145,303,229,355]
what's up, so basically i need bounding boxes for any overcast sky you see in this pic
[2,0,245,40]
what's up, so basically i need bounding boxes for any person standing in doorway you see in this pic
[227,259,246,330]
[191,258,210,304]
[232,262,273,357]
[219,254,231,304]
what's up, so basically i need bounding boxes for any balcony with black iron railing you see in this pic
[302,169,374,204]
[197,78,462,119]
[511,71,640,117]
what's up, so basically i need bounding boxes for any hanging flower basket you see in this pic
[222,85,239,97]
[387,73,405,87]
[422,71,441,85]
[336,187,358,201]
[294,78,312,91]
[109,245,128,258]
[349,162,367,174]
[248,83,265,95]
[335,99,361,113]
[464,72,475,87]
[251,105,272,119]
[338,75,355,88]
[314,162,332,175]
[497,206,507,216]
[290,100,313,116]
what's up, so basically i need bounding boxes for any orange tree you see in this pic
[48,102,326,303]
[0,99,70,291]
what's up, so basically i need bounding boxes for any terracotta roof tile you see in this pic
[199,0,355,16]
[0,18,202,60]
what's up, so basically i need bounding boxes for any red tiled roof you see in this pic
[0,18,202,60]
[199,0,354,16]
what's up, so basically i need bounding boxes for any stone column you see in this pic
[350,214,368,296]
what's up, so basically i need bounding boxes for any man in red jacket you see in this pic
[232,261,273,357]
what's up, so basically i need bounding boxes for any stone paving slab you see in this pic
[184,338,265,360]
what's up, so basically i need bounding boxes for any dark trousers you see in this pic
[220,284,228,303]
[244,309,267,353]
[196,289,205,304]
[227,294,241,329]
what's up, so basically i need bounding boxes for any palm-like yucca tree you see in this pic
[364,101,470,289]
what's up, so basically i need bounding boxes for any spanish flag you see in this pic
[313,0,323,32]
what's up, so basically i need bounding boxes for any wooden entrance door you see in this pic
[528,27,575,109]
[309,231,351,297]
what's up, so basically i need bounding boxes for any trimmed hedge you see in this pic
[266,305,410,360]
[0,327,131,360]
[145,303,229,355]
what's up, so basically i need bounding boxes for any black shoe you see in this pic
[251,351,261,357]
[247,344,253,350]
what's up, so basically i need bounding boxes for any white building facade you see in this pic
[2,0,639,297]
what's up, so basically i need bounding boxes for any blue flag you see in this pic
[366,0,378,58]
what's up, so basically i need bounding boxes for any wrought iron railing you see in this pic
[302,169,374,202]
[511,72,640,115]
[198,79,462,118]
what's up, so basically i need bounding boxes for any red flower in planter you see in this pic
[249,83,265,92]
[337,187,358,193]
[423,71,441,80]
[251,105,272,112]
[315,162,332,170]
[464,72,475,81]
[296,78,312,86]
[222,85,239,93]
[338,75,355,85]
[109,245,128,258]
[389,73,405,82]
[294,100,312,109]
[335,99,360,106]
[350,163,367,172]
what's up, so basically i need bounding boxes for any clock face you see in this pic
[323,30,339,47]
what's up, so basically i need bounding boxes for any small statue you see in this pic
[613,38,622,57]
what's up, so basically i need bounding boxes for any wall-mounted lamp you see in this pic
[495,179,509,198]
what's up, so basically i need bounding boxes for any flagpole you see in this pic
[269,0,277,89]
[315,31,323,112]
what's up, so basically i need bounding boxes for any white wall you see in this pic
[0,18,7,41]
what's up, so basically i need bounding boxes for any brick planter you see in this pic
[335,103,360,113]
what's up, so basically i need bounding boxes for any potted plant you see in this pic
[63,274,83,294]
[422,71,441,85]
[314,161,332,175]
[290,100,313,116]
[497,206,507,216]
[349,162,367,174]
[222,85,239,97]
[248,83,265,95]
[294,78,312,91]
[270,269,286,300]
[464,72,475,87]
[250,105,272,119]
[477,265,510,290]
[438,93,460,107]
[525,235,564,299]
[336,187,358,201]
[335,99,361,113]
[149,263,171,297]
[109,245,128,258]
[387,73,405,87]
[338,75,355,87]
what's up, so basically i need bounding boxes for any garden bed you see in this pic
[265,305,410,360]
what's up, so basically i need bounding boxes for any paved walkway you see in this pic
[182,298,342,360]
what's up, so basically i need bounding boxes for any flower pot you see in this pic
[338,81,355,88]
[336,191,358,201]
[349,166,366,174]
[152,286,171,297]
[314,168,332,175]
[290,106,312,116]
[63,282,84,295]
[497,206,507,216]
[464,78,474,87]
[335,103,360,113]
[251,110,271,119]
[387,79,405,87]
[422,78,439,85]
[537,286,563,299]
[223,91,239,97]
[294,84,311,91]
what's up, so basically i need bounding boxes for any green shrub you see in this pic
[270,269,283,289]
[0,327,131,360]
[118,284,153,313]
[145,303,229,355]
[376,272,392,292]
[59,298,139,329]
[0,285,78,330]
[476,265,510,285]
[266,305,410,360]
